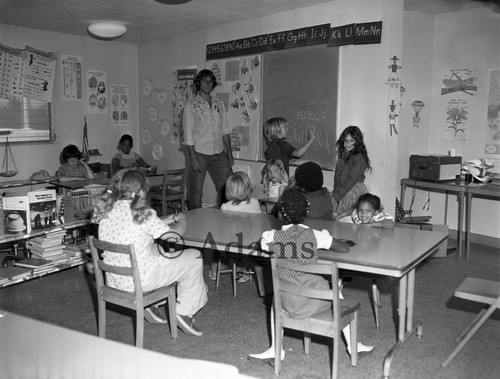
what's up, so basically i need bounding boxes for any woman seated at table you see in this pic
[55,144,94,182]
[111,134,154,175]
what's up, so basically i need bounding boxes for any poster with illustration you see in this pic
[171,67,197,142]
[22,46,57,102]
[61,54,82,101]
[485,69,500,171]
[110,84,129,126]
[87,70,107,114]
[441,68,476,141]
[207,55,262,160]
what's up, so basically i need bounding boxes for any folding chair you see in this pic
[442,277,500,368]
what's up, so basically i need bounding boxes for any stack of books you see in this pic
[15,257,55,275]
[27,229,67,264]
[63,243,88,266]
[0,265,32,283]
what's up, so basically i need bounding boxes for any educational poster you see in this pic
[61,54,82,101]
[207,55,262,160]
[171,67,197,143]
[0,44,26,101]
[110,84,129,126]
[87,70,107,114]
[485,69,500,171]
[22,46,56,103]
[441,68,477,141]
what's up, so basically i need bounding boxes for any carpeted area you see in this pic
[1,242,499,378]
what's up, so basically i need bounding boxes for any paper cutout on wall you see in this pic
[142,129,152,145]
[160,119,171,137]
[411,100,424,128]
[388,100,399,136]
[152,143,163,161]
[156,90,168,104]
[385,56,402,88]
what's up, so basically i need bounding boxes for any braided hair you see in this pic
[276,187,310,225]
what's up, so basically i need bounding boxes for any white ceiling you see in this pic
[0,0,493,45]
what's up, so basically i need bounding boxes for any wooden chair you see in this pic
[148,168,186,216]
[442,277,500,368]
[340,270,382,329]
[88,236,177,348]
[271,259,359,379]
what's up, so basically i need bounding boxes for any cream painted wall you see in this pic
[0,24,138,181]
[138,0,402,212]
[429,7,499,240]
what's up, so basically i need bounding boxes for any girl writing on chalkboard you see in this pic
[263,117,315,174]
[332,125,372,216]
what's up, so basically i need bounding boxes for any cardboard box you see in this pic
[395,223,449,257]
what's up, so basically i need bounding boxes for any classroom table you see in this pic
[0,310,252,379]
[400,178,500,261]
[49,176,112,194]
[181,208,448,379]
[252,184,278,213]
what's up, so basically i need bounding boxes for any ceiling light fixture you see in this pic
[88,21,127,40]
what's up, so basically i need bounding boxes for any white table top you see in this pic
[183,208,448,277]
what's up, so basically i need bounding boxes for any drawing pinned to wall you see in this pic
[485,69,500,170]
[87,70,107,114]
[160,119,171,137]
[411,100,424,128]
[388,100,399,136]
[171,66,197,143]
[156,90,168,105]
[441,69,477,96]
[208,55,261,161]
[445,100,468,140]
[142,129,152,145]
[152,143,163,161]
[385,55,402,88]
[110,84,128,127]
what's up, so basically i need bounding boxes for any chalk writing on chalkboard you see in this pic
[262,45,339,170]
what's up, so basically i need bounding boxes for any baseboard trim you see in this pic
[448,229,500,249]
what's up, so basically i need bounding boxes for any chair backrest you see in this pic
[89,236,143,299]
[161,168,186,197]
[100,163,112,179]
[271,258,341,327]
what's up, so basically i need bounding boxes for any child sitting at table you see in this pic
[334,193,395,229]
[263,158,288,199]
[55,144,94,182]
[248,187,374,365]
[111,134,154,175]
[219,171,261,283]
[221,171,261,213]
[293,161,333,221]
[91,168,207,336]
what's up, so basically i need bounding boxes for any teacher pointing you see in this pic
[184,69,234,209]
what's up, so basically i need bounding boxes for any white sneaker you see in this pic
[247,347,285,366]
[347,342,374,357]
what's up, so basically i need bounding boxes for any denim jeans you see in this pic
[188,151,232,209]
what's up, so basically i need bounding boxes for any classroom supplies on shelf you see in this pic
[0,195,31,234]
[28,189,57,231]
[0,266,32,281]
[15,257,55,269]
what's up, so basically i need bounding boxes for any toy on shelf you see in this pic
[1,131,18,177]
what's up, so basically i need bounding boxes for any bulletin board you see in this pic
[261,44,339,169]
[207,55,262,161]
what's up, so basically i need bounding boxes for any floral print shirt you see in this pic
[183,94,230,155]
[98,200,171,291]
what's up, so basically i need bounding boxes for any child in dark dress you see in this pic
[248,188,373,365]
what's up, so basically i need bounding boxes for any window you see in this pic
[0,97,52,143]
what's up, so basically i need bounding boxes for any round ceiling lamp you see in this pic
[88,21,127,40]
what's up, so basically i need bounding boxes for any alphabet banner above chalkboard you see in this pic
[206,21,382,60]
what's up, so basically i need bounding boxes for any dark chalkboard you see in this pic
[261,44,339,169]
